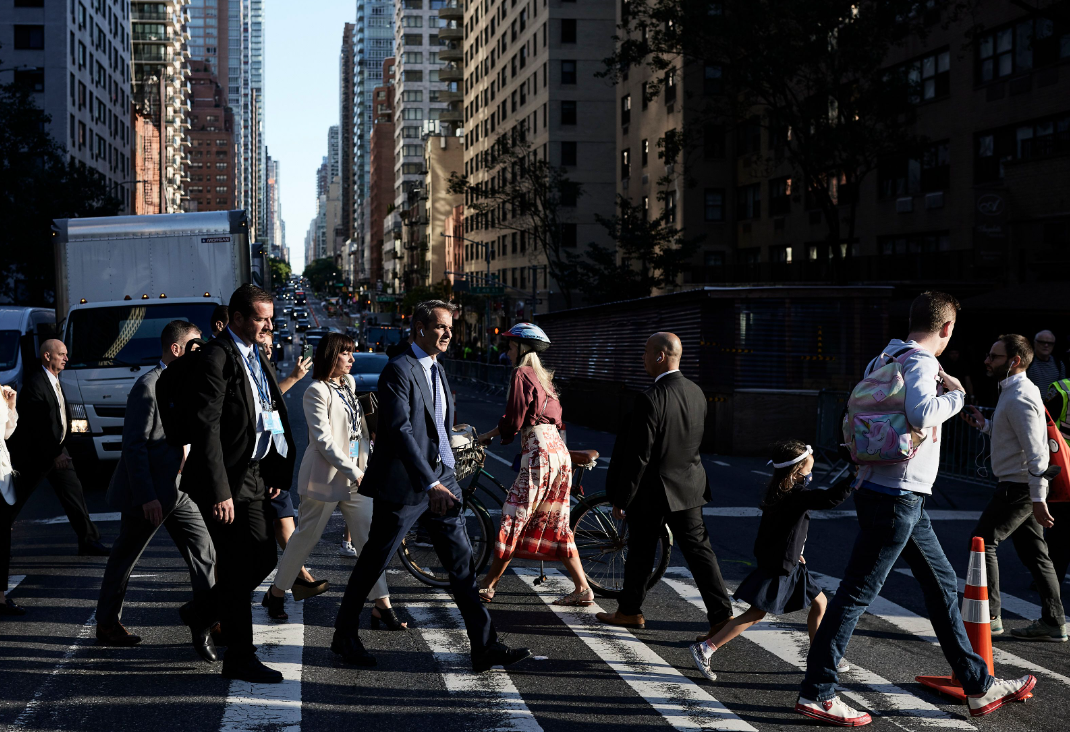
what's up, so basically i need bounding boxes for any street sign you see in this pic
[471,286,504,295]
[376,295,397,303]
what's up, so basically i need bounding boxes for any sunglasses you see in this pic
[1036,340,1056,346]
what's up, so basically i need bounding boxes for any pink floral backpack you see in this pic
[842,347,930,464]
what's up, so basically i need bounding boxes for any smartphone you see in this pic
[301,343,312,360]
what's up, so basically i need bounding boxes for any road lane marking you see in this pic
[408,594,542,731]
[894,568,1042,622]
[219,570,303,732]
[6,574,26,592]
[25,511,123,525]
[662,573,974,730]
[750,471,773,477]
[698,507,981,520]
[515,568,757,731]
[12,610,97,728]
[711,461,731,467]
[484,451,513,467]
[812,572,1070,690]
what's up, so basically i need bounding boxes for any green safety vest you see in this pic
[1049,379,1070,444]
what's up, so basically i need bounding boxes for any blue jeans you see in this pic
[800,489,993,701]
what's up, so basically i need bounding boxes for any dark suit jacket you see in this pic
[183,332,296,506]
[359,346,456,506]
[9,365,67,473]
[607,371,710,513]
[107,366,184,511]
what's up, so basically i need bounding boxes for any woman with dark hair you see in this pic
[263,332,407,629]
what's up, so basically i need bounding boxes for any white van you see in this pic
[0,307,57,391]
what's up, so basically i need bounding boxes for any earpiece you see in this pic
[420,329,425,337]
[657,355,663,363]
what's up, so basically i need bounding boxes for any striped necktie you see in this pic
[431,363,455,470]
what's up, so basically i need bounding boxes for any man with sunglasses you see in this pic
[1027,330,1065,394]
[962,334,1066,642]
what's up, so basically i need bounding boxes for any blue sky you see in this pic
[265,0,354,272]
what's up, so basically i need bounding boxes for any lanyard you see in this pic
[330,378,362,440]
[245,350,273,409]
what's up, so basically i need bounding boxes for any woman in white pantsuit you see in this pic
[264,332,407,630]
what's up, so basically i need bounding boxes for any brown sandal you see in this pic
[478,587,495,603]
[553,588,595,607]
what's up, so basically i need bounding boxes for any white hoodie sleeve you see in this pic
[1014,393,1050,502]
[903,351,964,430]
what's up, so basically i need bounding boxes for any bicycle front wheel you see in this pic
[396,498,495,588]
[570,492,672,598]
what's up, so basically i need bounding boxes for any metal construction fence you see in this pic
[815,390,997,486]
[443,360,513,396]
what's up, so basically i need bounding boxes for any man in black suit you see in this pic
[7,339,108,557]
[332,300,530,672]
[183,285,296,683]
[598,332,734,640]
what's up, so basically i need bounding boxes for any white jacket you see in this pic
[0,393,19,505]
[981,372,1049,501]
[297,377,370,503]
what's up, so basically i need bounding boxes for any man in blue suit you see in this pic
[332,300,531,672]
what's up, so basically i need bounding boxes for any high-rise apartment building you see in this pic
[370,57,397,301]
[265,152,282,259]
[249,0,265,240]
[459,0,617,314]
[1,0,134,211]
[185,59,235,211]
[340,23,356,249]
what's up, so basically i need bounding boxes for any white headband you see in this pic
[768,445,813,469]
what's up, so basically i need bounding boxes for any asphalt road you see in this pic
[1,300,1068,731]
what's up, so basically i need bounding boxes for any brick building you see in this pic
[184,61,235,211]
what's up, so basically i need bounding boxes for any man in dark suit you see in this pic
[597,332,734,640]
[7,339,107,556]
[94,320,217,662]
[332,300,530,672]
[183,284,296,683]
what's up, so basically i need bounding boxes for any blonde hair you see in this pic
[511,349,557,401]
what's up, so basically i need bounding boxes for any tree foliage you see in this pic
[448,131,584,308]
[0,76,122,304]
[576,195,704,304]
[268,256,291,286]
[302,257,338,292]
[602,0,966,276]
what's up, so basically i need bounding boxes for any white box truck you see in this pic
[52,210,252,462]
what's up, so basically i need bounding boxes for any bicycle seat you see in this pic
[569,449,600,469]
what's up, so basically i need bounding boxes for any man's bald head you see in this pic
[1034,330,1057,362]
[40,339,68,374]
[643,332,682,377]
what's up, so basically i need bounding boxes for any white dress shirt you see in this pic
[228,328,273,461]
[654,368,680,383]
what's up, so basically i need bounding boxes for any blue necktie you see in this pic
[248,349,287,458]
[431,363,455,470]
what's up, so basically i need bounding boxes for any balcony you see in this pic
[440,108,464,123]
[439,26,463,42]
[132,7,169,22]
[439,67,463,83]
[439,47,463,63]
[438,2,463,21]
[439,90,463,104]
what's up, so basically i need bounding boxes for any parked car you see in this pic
[349,353,390,393]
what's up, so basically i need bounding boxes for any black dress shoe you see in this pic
[261,590,288,620]
[96,621,142,646]
[330,630,377,666]
[0,597,27,616]
[178,602,220,663]
[472,641,533,673]
[78,540,111,557]
[221,654,283,683]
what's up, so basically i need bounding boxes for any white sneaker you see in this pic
[967,675,1036,717]
[836,658,851,673]
[339,541,357,557]
[795,696,872,727]
[689,642,717,682]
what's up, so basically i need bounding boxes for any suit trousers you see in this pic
[199,462,277,660]
[619,505,733,624]
[96,491,216,627]
[274,492,389,600]
[2,468,89,585]
[335,492,496,653]
[20,463,100,544]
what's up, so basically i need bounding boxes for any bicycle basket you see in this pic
[451,424,486,482]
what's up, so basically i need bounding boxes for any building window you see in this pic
[769,177,792,216]
[560,181,578,207]
[738,117,761,155]
[402,52,423,64]
[903,49,951,102]
[878,232,951,255]
[402,108,425,120]
[404,70,423,82]
[561,60,577,84]
[14,67,45,93]
[770,245,793,263]
[704,65,723,95]
[641,138,648,166]
[560,223,577,247]
[975,113,1070,183]
[621,94,631,126]
[703,124,725,159]
[704,189,725,221]
[561,18,577,43]
[977,17,1070,83]
[13,25,45,50]
[664,191,677,223]
[621,148,631,179]
[561,141,577,166]
[402,90,423,102]
[736,183,761,219]
[561,100,577,125]
[878,140,949,198]
[665,70,676,104]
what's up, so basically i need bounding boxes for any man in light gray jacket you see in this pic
[963,334,1066,641]
[95,321,218,661]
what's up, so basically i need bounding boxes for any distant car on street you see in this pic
[361,325,404,353]
[350,353,390,393]
[296,318,310,332]
[278,328,293,343]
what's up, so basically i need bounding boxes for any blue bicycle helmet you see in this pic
[503,322,551,352]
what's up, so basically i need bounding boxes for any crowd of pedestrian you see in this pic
[0,285,1064,727]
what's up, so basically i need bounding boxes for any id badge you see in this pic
[349,440,360,459]
[263,410,285,435]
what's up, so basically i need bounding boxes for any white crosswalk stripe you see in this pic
[893,567,1043,621]
[516,568,758,732]
[408,594,543,732]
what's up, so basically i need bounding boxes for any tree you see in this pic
[303,257,337,292]
[602,0,965,279]
[268,256,291,286]
[577,195,704,304]
[448,131,584,308]
[0,75,122,303]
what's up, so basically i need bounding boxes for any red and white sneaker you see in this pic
[795,696,872,727]
[967,675,1036,717]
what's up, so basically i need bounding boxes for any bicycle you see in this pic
[397,439,672,598]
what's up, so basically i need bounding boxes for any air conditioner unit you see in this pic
[641,174,648,184]
[925,191,945,210]
[896,196,914,213]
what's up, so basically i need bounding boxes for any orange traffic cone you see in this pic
[916,536,997,701]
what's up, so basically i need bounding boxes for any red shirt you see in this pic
[497,367,564,444]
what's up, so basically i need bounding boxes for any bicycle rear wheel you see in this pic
[570,493,671,598]
[397,498,494,588]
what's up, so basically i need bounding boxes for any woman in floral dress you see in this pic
[476,323,593,606]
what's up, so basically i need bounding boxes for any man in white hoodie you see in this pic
[962,334,1066,641]
[795,291,1035,727]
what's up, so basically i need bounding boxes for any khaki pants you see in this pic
[274,491,389,601]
